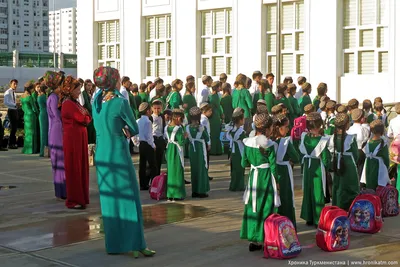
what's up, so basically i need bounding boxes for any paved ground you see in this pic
[1,149,400,267]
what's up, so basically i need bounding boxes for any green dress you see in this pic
[32,91,41,149]
[232,88,253,119]
[21,95,39,154]
[252,92,276,114]
[82,90,96,144]
[288,95,301,122]
[366,112,376,124]
[299,133,331,226]
[165,125,186,199]
[240,135,279,243]
[275,137,300,226]
[139,92,149,103]
[92,90,147,254]
[208,93,223,155]
[298,95,312,114]
[324,114,336,135]
[329,134,360,211]
[37,94,49,157]
[220,95,233,124]
[186,125,210,194]
[361,138,390,189]
[182,93,197,120]
[128,93,139,120]
[227,125,246,191]
[313,96,321,110]
[276,96,294,117]
[166,91,183,109]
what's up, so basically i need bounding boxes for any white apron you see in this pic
[275,137,295,208]
[226,126,245,157]
[165,125,185,168]
[186,125,208,169]
[360,140,390,187]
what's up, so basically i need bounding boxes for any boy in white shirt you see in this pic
[388,103,400,139]
[198,76,213,107]
[200,102,213,181]
[249,71,263,100]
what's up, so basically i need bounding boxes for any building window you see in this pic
[24,30,29,37]
[343,0,389,74]
[145,14,172,78]
[266,1,305,80]
[201,9,232,77]
[98,20,120,70]
[24,41,29,47]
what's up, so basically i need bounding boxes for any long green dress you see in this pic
[139,92,149,103]
[220,94,233,124]
[165,125,186,199]
[166,91,183,109]
[186,125,210,194]
[324,114,336,135]
[329,134,360,211]
[128,92,139,120]
[227,125,246,191]
[82,90,96,144]
[21,95,39,154]
[298,95,312,114]
[275,137,300,226]
[32,91,41,150]
[313,96,321,110]
[232,88,253,119]
[182,93,197,120]
[37,94,49,157]
[299,133,331,226]
[92,90,147,254]
[288,95,301,122]
[208,93,223,155]
[361,138,390,189]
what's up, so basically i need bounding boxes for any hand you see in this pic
[276,183,280,195]
[207,145,211,151]
[123,128,131,139]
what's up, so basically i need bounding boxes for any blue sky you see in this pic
[49,0,76,10]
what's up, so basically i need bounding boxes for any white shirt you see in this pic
[149,88,156,100]
[200,114,211,145]
[294,87,303,100]
[91,87,101,105]
[152,114,164,137]
[4,88,17,110]
[249,80,259,100]
[347,123,370,149]
[388,115,400,138]
[78,93,85,106]
[320,111,327,121]
[120,86,130,104]
[137,115,156,148]
[198,86,210,107]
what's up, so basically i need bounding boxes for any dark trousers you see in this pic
[139,141,157,188]
[7,109,18,146]
[0,118,4,147]
[154,136,166,175]
[357,149,366,180]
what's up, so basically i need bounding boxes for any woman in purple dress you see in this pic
[44,71,67,200]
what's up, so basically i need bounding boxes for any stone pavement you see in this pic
[1,149,400,267]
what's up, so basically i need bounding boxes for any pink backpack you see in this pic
[290,116,307,140]
[389,134,400,164]
[348,194,383,234]
[149,173,167,201]
[264,214,302,259]
[376,185,399,217]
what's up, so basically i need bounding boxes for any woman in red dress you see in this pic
[60,76,92,209]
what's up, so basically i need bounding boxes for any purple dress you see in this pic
[47,93,66,199]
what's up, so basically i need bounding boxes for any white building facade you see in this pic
[77,0,400,103]
[49,7,77,54]
[0,0,50,53]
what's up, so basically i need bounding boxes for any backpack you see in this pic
[389,134,400,164]
[149,172,167,201]
[290,116,307,140]
[316,206,350,252]
[348,194,382,233]
[264,214,302,259]
[376,185,399,217]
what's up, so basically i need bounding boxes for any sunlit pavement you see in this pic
[1,149,400,267]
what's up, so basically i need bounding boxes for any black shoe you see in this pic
[249,243,262,252]
[185,180,191,185]
[209,177,213,181]
[306,221,314,226]
[8,145,18,149]
[140,186,149,191]
[199,194,209,198]
[192,193,200,198]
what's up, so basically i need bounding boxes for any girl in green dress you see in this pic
[329,113,359,211]
[226,108,246,191]
[287,83,301,123]
[312,83,327,110]
[299,112,331,227]
[220,83,233,124]
[21,82,39,154]
[272,114,300,226]
[275,84,294,122]
[182,82,197,121]
[324,101,337,135]
[363,100,376,124]
[150,84,166,111]
[36,84,49,157]
[186,107,210,198]
[139,83,149,103]
[165,109,187,201]
[374,102,389,128]
[240,113,280,252]
[208,81,223,155]
[166,79,183,110]
[360,119,390,189]
[298,82,312,114]
[232,74,253,134]
[254,79,275,114]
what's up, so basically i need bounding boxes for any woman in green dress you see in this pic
[272,114,300,226]
[329,113,359,211]
[182,81,197,121]
[287,84,301,125]
[186,107,210,198]
[166,79,183,109]
[275,83,294,123]
[92,66,155,257]
[220,83,233,124]
[82,80,96,144]
[324,101,336,135]
[232,74,253,134]
[253,79,275,114]
[208,81,223,155]
[32,84,41,150]
[298,82,312,114]
[226,108,246,191]
[312,83,327,111]
[21,82,39,154]
[36,84,49,157]
[299,112,331,227]
[139,83,149,103]
[240,113,280,252]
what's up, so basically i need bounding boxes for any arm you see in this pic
[62,100,92,125]
[170,92,180,109]
[146,119,156,149]
[203,127,210,144]
[287,141,300,164]
[241,147,249,168]
[120,99,139,136]
[30,96,39,114]
[177,127,185,146]
[4,91,16,109]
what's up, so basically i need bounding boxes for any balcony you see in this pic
[0,23,7,29]
[0,3,7,8]
[0,44,7,50]
[0,34,6,39]
[0,13,7,18]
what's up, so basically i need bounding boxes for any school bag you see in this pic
[149,172,167,201]
[263,214,302,259]
[316,206,350,252]
[376,185,399,217]
[290,116,307,140]
[348,193,382,233]
[389,134,400,164]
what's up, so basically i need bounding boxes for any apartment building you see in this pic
[49,7,77,54]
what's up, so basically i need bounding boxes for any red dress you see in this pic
[61,99,92,208]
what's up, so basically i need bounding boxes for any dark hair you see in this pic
[232,113,244,125]
[10,79,18,85]
[287,84,297,96]
[371,123,385,136]
[363,99,372,111]
[233,81,239,88]
[139,83,147,92]
[164,109,172,116]
[24,82,34,94]
[306,118,323,131]
[255,115,273,134]
[211,81,221,92]
[302,83,312,94]
[266,73,275,79]
[277,83,287,96]
[272,114,289,140]
[332,117,350,176]
[246,77,252,89]
[146,81,152,86]
[39,84,47,94]
[171,79,183,89]
[283,77,293,84]
[190,114,201,124]
[121,76,130,85]
[235,74,247,87]
[259,79,270,98]
[186,81,195,94]
[222,83,231,95]
[317,83,327,97]
[252,72,263,80]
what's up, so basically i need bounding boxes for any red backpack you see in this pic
[348,194,382,233]
[316,206,350,252]
[290,116,307,140]
[149,173,167,201]
[376,185,399,217]
[264,214,302,259]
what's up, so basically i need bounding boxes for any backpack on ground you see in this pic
[376,185,399,217]
[316,206,350,252]
[264,214,301,259]
[290,116,307,140]
[348,194,382,233]
[150,172,167,201]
